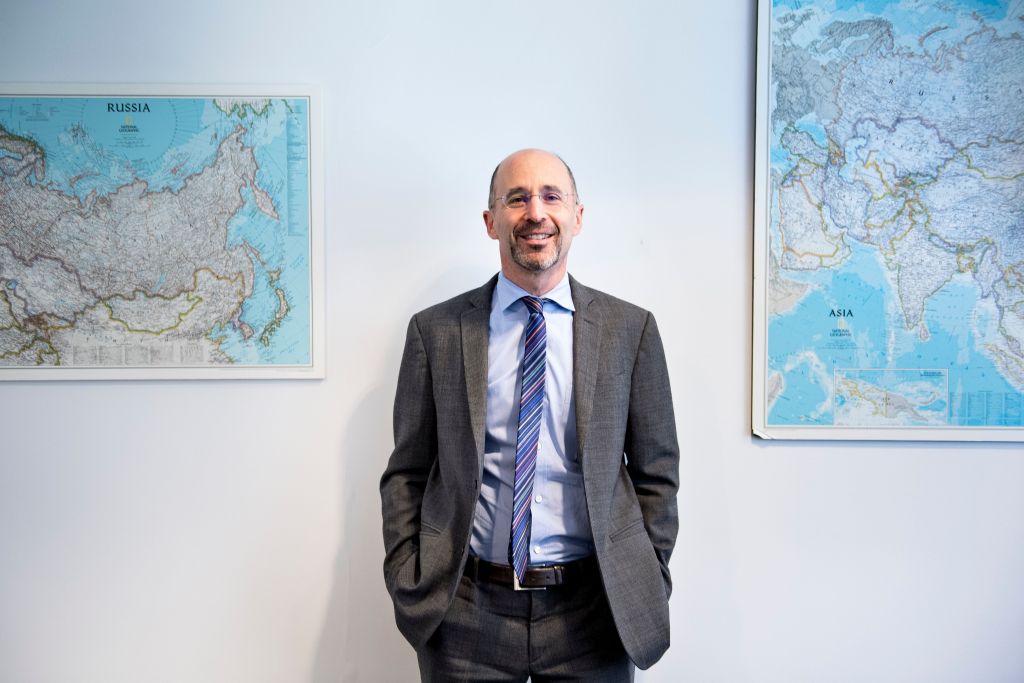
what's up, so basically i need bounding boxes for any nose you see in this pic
[525,194,546,222]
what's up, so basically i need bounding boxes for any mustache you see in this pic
[513,222,558,237]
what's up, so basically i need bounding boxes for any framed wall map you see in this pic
[753,1,1023,440]
[0,85,323,379]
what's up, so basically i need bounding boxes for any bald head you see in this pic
[488,149,578,208]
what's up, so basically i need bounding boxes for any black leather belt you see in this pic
[463,556,598,590]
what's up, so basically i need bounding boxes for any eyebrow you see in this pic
[503,184,567,195]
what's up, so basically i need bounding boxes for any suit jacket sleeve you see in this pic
[380,315,436,602]
[625,311,679,595]
[380,282,493,648]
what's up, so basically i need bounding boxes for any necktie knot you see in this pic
[522,296,545,315]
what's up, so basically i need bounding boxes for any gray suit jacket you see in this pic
[380,274,679,669]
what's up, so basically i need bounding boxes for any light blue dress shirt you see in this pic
[470,272,594,565]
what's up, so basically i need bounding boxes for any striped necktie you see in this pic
[512,296,546,583]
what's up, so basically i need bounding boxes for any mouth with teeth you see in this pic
[517,229,555,244]
[510,224,561,271]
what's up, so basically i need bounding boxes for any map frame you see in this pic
[752,2,1024,441]
[0,83,325,380]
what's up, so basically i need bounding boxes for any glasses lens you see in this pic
[501,192,569,209]
[503,193,528,209]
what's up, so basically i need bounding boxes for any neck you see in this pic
[501,266,566,297]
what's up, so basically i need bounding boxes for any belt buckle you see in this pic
[512,571,546,591]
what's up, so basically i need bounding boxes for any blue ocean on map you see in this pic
[794,119,827,147]
[772,119,827,167]
[768,243,889,424]
[209,99,311,365]
[1,98,240,199]
[918,284,1022,426]
[768,242,1023,426]
[214,185,311,365]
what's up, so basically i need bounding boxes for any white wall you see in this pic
[1,1,1022,681]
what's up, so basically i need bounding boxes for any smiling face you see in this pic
[483,149,584,295]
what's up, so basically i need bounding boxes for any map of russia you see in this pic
[0,92,318,378]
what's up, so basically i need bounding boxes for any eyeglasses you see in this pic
[495,190,576,210]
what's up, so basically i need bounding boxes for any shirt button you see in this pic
[534,494,543,504]
[533,546,542,554]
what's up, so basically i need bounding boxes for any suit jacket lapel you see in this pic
[462,275,599,460]
[570,276,601,457]
[461,276,497,460]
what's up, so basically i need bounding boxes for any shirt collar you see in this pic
[495,272,575,313]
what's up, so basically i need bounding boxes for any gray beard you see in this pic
[509,230,562,272]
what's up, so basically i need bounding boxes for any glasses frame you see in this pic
[494,191,577,210]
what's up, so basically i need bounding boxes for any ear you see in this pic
[571,203,584,236]
[483,210,498,240]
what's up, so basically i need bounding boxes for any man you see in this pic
[381,149,679,681]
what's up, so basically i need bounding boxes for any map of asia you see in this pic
[0,89,321,379]
[753,1,1023,439]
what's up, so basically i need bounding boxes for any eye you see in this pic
[542,191,563,204]
[505,194,527,208]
